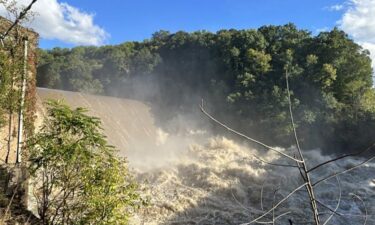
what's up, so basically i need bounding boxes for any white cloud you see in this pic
[338,0,375,70]
[0,0,108,46]
[328,4,345,11]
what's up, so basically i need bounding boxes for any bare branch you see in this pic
[307,143,375,173]
[295,154,307,182]
[274,211,292,223]
[240,183,308,225]
[272,188,280,225]
[1,184,19,223]
[0,0,38,40]
[285,69,304,162]
[251,211,292,224]
[230,188,251,212]
[313,154,375,186]
[285,69,320,225]
[316,199,343,217]
[251,154,300,168]
[200,100,303,163]
[260,181,265,211]
[350,193,368,225]
[322,177,342,225]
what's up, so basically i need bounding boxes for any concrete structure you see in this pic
[0,16,39,223]
[0,16,38,164]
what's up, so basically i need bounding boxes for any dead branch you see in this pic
[316,199,343,217]
[0,184,19,223]
[285,70,303,161]
[285,69,320,225]
[350,193,368,225]
[260,181,265,211]
[0,0,38,40]
[313,154,375,186]
[251,154,299,168]
[322,177,341,225]
[250,211,291,224]
[272,188,279,225]
[230,188,252,212]
[200,100,303,163]
[307,143,375,173]
[240,183,307,225]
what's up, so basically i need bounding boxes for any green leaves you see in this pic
[245,49,272,74]
[319,63,337,89]
[35,24,375,154]
[28,100,144,225]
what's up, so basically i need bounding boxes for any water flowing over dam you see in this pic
[36,88,375,225]
[36,88,158,155]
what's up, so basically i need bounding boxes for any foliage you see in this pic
[0,38,25,128]
[37,24,375,154]
[0,40,26,165]
[28,100,145,225]
[0,50,11,127]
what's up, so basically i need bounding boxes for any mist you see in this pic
[37,72,375,224]
[35,25,375,224]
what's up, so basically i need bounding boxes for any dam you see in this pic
[35,88,375,225]
[36,87,158,154]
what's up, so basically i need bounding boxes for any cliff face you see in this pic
[0,16,38,163]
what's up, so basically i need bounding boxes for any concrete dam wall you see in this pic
[36,88,163,169]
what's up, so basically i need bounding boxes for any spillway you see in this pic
[36,87,165,169]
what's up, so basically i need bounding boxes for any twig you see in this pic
[240,183,307,225]
[295,154,307,182]
[272,188,279,225]
[313,154,375,186]
[285,69,320,225]
[316,199,343,217]
[1,184,19,223]
[230,188,252,211]
[251,211,292,224]
[350,193,368,225]
[200,100,303,163]
[0,0,38,40]
[285,69,303,162]
[307,143,375,173]
[260,182,265,211]
[322,177,341,225]
[251,154,299,168]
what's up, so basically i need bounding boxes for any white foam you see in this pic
[131,136,375,225]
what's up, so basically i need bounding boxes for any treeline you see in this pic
[37,23,375,154]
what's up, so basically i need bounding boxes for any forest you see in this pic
[37,23,375,154]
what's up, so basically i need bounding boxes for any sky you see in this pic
[0,0,374,68]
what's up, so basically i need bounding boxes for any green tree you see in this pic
[28,100,145,225]
[36,24,375,154]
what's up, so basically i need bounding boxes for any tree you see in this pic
[36,24,375,155]
[200,65,374,224]
[28,100,145,225]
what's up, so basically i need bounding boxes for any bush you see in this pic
[28,100,145,225]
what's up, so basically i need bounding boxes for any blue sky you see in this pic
[2,0,374,67]
[37,0,346,49]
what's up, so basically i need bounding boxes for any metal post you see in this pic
[16,37,28,164]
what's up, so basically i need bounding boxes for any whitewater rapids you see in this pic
[131,135,375,225]
[36,88,375,225]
